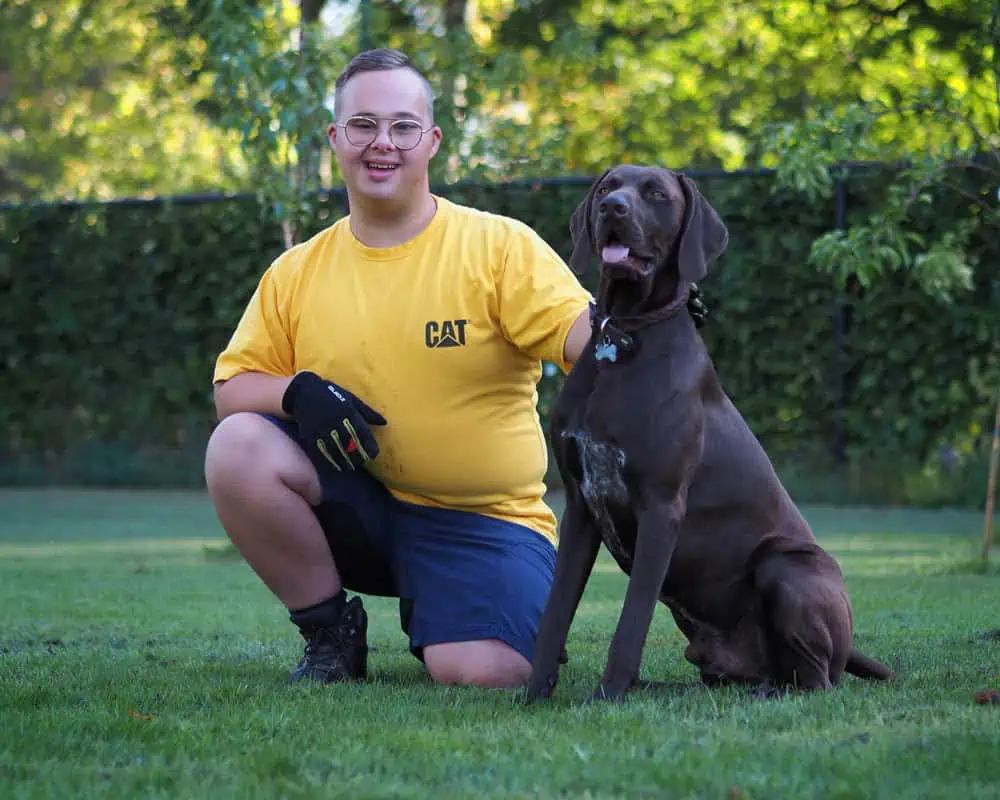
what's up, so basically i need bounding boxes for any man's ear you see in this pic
[568,168,611,274]
[676,173,729,283]
[427,126,442,159]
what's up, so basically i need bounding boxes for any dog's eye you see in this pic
[597,186,610,196]
[650,190,667,200]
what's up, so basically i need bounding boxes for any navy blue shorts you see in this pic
[260,414,557,663]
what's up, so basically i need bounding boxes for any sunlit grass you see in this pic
[2,488,999,799]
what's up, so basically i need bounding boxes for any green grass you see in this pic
[2,488,999,799]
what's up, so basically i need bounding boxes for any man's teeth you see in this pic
[368,163,396,170]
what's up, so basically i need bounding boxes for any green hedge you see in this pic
[1,168,997,506]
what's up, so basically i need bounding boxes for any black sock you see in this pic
[289,589,347,631]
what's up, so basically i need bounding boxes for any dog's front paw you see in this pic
[524,672,558,704]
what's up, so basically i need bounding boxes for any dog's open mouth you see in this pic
[600,238,654,279]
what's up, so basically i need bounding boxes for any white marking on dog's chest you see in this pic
[563,431,631,566]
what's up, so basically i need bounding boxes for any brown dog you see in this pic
[526,165,893,703]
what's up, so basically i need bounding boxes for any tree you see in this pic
[0,0,246,203]
[426,0,1000,179]
[757,1,999,297]
[752,1,998,489]
[200,0,345,247]
[4,0,995,204]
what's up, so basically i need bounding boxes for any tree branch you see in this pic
[939,181,997,211]
[916,104,997,163]
[962,158,1000,179]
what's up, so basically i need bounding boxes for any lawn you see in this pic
[2,488,999,799]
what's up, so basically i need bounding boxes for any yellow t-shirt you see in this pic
[213,196,592,544]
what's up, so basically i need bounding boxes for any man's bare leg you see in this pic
[204,412,340,610]
[204,412,535,689]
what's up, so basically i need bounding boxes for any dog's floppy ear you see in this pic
[568,168,611,274]
[676,173,729,283]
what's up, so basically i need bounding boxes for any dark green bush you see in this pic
[1,167,996,508]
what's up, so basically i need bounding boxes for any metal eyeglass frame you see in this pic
[336,115,434,151]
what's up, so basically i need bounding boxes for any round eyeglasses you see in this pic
[337,116,433,151]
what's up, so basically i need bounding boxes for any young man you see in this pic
[205,49,704,689]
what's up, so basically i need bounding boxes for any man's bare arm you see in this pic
[562,308,591,367]
[214,372,295,421]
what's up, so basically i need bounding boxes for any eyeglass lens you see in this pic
[344,118,424,150]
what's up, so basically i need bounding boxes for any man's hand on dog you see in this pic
[282,371,387,472]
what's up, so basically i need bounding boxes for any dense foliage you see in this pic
[2,167,996,505]
[3,0,994,198]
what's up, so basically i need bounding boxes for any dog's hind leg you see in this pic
[525,491,602,703]
[591,489,689,703]
[759,579,841,691]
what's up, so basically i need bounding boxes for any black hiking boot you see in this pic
[289,595,368,684]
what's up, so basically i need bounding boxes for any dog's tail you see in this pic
[845,648,894,680]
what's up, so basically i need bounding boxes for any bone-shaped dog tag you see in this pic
[595,337,618,362]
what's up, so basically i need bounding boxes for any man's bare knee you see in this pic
[205,412,320,506]
[423,640,532,689]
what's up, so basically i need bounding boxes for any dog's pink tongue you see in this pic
[602,244,630,263]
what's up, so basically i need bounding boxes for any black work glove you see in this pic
[687,283,709,328]
[281,371,387,472]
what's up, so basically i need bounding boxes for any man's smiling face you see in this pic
[329,67,441,208]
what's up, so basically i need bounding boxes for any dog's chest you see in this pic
[561,430,633,568]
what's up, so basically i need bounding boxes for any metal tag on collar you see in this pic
[595,317,618,362]
[595,339,618,362]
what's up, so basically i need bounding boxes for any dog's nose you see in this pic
[600,191,630,217]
